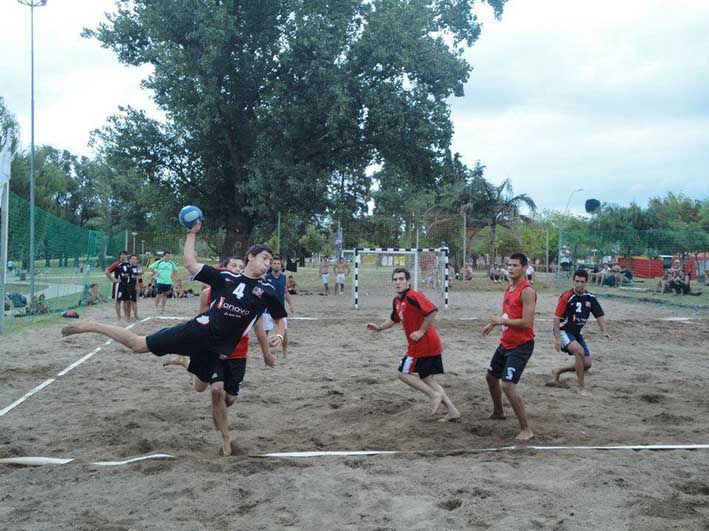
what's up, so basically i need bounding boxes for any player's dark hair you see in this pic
[392,267,411,281]
[130,254,138,260]
[509,253,528,267]
[574,269,589,280]
[272,255,282,262]
[245,244,274,265]
[220,256,242,267]
[119,250,128,256]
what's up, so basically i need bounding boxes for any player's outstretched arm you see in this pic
[552,316,562,351]
[183,221,203,276]
[367,319,396,332]
[596,315,611,339]
[269,318,286,349]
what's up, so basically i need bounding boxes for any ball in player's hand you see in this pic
[178,205,204,229]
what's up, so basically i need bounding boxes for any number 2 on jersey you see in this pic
[232,283,246,299]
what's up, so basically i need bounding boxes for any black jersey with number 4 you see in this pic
[554,289,604,336]
[193,264,287,354]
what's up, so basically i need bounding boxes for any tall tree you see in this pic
[86,0,507,255]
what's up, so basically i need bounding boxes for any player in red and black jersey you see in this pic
[61,223,287,451]
[549,269,611,396]
[366,267,460,422]
[482,252,536,441]
[105,250,128,320]
[164,255,273,455]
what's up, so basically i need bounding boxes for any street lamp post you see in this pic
[556,188,584,285]
[131,232,138,254]
[17,0,48,303]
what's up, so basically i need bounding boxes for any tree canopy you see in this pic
[85,0,508,255]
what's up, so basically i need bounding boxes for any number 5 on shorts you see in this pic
[506,367,516,381]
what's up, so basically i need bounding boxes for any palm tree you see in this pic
[466,178,536,265]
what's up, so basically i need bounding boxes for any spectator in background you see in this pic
[526,263,536,284]
[287,275,299,296]
[85,284,107,305]
[670,270,690,295]
[489,263,501,283]
[173,279,186,299]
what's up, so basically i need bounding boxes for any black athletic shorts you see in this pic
[116,284,137,302]
[111,282,119,299]
[156,283,172,294]
[146,320,214,357]
[197,358,247,396]
[398,354,444,379]
[487,340,534,384]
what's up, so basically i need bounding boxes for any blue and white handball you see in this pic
[178,205,204,229]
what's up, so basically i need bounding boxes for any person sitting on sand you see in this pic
[366,267,460,422]
[85,284,107,305]
[173,279,186,298]
[548,269,611,396]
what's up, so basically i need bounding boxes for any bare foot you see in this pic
[430,392,444,415]
[579,387,592,397]
[488,411,506,420]
[438,408,462,422]
[222,437,233,457]
[515,429,534,441]
[551,368,561,382]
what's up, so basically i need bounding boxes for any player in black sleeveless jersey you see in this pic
[548,269,611,396]
[61,221,287,380]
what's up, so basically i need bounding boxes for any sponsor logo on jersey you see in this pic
[252,286,264,298]
[216,297,252,316]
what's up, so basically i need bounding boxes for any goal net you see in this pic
[351,248,449,310]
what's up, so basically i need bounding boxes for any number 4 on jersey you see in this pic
[232,283,246,299]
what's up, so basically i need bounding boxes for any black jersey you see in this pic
[192,264,287,355]
[114,262,137,286]
[554,289,604,336]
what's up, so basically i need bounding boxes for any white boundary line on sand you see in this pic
[5,444,708,467]
[0,317,152,417]
[259,444,709,458]
[0,453,174,467]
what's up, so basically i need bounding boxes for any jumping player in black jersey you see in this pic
[548,269,611,396]
[61,221,287,397]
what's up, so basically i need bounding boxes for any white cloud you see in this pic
[452,0,709,212]
[0,1,162,156]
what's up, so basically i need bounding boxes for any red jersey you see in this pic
[500,279,536,349]
[106,259,121,273]
[391,289,442,358]
[205,286,249,359]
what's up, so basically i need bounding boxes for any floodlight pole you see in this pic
[556,188,583,285]
[18,0,47,302]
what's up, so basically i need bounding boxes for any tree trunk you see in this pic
[488,224,497,265]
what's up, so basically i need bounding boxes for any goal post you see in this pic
[351,247,449,309]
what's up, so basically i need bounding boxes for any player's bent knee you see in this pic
[225,395,237,407]
[194,380,209,392]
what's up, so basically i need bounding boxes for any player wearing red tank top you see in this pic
[482,253,536,441]
[367,267,460,422]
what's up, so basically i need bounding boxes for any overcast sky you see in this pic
[2,0,708,214]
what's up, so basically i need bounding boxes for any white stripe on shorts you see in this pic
[402,356,415,373]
